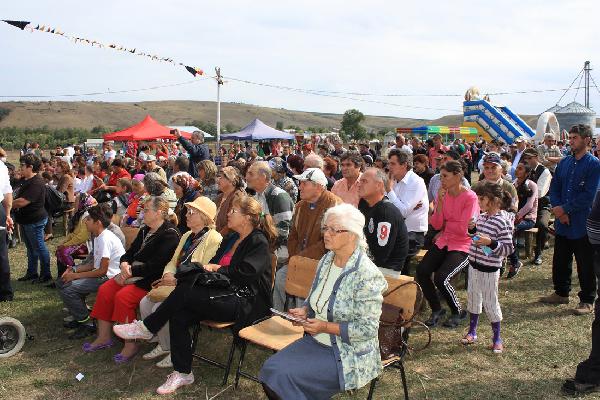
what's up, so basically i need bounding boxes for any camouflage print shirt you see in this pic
[274,175,298,203]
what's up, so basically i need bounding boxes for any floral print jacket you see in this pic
[304,247,388,391]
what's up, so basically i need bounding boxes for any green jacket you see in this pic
[304,247,388,391]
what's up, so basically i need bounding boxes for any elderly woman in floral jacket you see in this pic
[259,203,388,400]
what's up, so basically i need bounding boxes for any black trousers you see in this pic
[143,284,241,374]
[416,245,469,314]
[0,205,12,299]
[575,244,600,384]
[534,208,551,257]
[552,234,596,304]
[401,231,425,275]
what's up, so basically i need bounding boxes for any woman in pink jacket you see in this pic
[417,160,479,328]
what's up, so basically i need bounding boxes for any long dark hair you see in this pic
[473,182,512,211]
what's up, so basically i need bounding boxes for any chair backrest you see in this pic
[382,275,419,323]
[285,255,319,299]
[121,226,140,250]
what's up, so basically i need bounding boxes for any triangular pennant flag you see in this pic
[185,66,203,77]
[2,20,30,30]
[39,25,45,31]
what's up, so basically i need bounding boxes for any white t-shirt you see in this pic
[0,160,13,199]
[104,149,117,161]
[75,175,94,194]
[93,229,125,278]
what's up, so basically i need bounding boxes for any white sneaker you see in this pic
[142,344,169,360]
[156,354,173,368]
[156,371,194,395]
[113,320,153,341]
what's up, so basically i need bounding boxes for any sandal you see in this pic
[460,333,477,345]
[113,351,138,364]
[82,340,114,353]
[489,341,503,354]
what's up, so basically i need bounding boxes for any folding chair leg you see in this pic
[366,378,377,400]
[221,336,238,386]
[399,362,409,400]
[234,340,248,389]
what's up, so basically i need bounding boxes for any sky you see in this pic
[2,0,600,120]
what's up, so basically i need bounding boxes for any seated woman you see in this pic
[123,175,147,227]
[172,173,201,234]
[113,196,277,395]
[144,172,178,211]
[417,160,480,328]
[139,196,222,368]
[506,162,537,278]
[54,193,97,281]
[84,197,181,363]
[197,160,219,202]
[259,203,388,400]
[214,166,245,235]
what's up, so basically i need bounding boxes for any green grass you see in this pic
[0,235,597,399]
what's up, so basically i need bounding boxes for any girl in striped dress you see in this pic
[462,182,514,353]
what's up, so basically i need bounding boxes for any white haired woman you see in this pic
[259,203,388,400]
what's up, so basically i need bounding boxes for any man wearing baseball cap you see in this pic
[522,147,552,265]
[472,153,518,209]
[145,155,167,183]
[273,168,341,310]
[269,157,298,203]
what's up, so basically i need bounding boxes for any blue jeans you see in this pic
[508,219,536,266]
[21,217,51,278]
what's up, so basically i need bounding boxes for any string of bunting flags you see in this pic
[1,19,205,77]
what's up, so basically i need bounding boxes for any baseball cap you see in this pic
[145,155,157,162]
[293,168,328,187]
[522,148,539,158]
[483,152,502,166]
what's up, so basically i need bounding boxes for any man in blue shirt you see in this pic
[540,124,600,316]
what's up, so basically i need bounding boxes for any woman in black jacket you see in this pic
[113,196,277,395]
[85,196,180,362]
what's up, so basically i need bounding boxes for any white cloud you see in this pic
[1,0,599,120]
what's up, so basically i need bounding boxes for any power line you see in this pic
[0,77,211,98]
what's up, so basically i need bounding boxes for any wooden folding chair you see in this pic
[191,253,277,386]
[367,276,423,400]
[234,255,319,387]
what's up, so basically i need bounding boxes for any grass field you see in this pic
[0,233,596,399]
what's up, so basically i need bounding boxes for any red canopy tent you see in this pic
[103,115,192,142]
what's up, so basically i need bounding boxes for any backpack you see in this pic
[45,185,67,216]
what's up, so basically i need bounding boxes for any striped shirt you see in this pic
[587,186,600,245]
[469,211,514,270]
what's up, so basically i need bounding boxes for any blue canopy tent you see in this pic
[220,118,295,141]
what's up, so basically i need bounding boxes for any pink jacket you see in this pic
[430,189,480,253]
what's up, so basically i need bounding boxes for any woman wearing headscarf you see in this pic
[172,173,201,234]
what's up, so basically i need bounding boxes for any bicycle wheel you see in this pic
[0,317,26,358]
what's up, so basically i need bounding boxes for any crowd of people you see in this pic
[2,124,600,397]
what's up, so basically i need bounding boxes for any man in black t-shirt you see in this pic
[358,168,409,273]
[13,154,52,283]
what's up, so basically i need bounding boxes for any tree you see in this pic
[275,121,284,131]
[224,123,239,133]
[341,109,367,140]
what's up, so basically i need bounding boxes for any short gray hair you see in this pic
[304,153,324,169]
[192,131,204,143]
[369,167,389,192]
[322,203,367,251]
[251,161,272,181]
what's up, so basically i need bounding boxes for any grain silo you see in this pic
[554,101,596,132]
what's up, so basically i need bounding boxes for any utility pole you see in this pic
[584,61,591,108]
[215,67,224,154]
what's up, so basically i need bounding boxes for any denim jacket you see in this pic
[304,247,388,391]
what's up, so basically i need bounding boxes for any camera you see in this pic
[170,129,177,135]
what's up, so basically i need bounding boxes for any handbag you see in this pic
[378,280,421,360]
[175,262,231,289]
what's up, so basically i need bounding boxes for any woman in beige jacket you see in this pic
[138,196,222,368]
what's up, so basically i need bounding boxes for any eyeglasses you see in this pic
[186,208,199,216]
[321,225,349,235]
[228,208,241,215]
